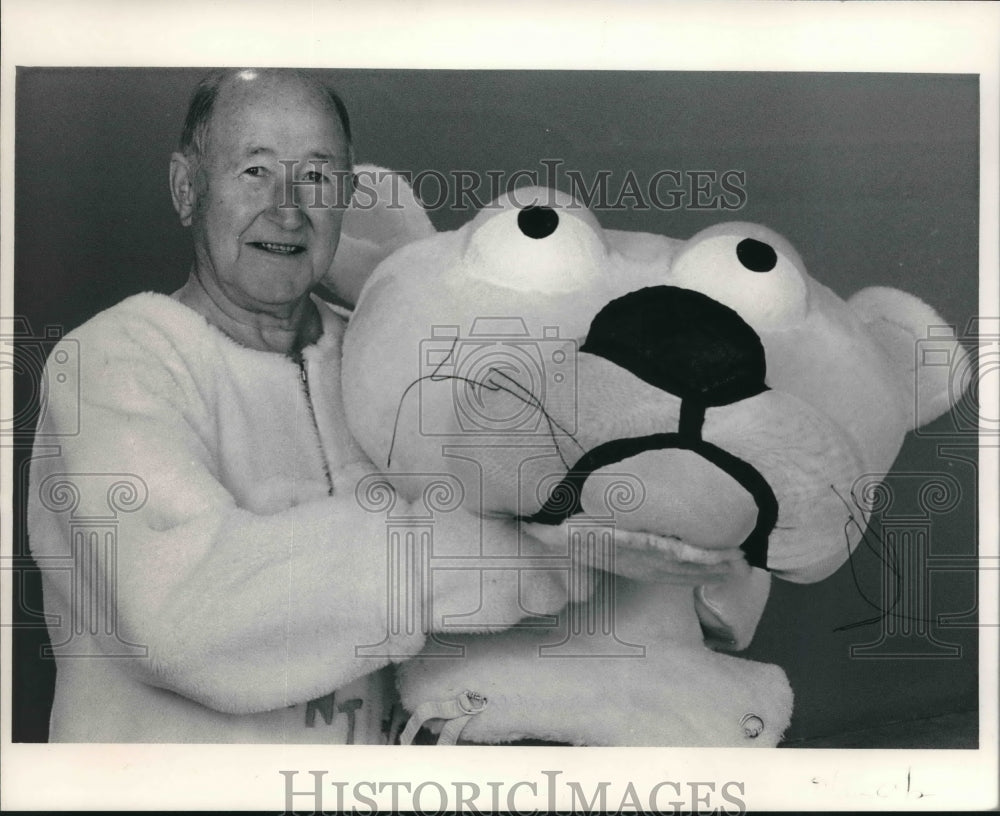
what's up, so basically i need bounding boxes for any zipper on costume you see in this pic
[295,352,335,496]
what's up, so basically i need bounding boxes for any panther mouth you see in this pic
[527,285,779,570]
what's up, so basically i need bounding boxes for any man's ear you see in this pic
[169,152,197,227]
[849,286,969,430]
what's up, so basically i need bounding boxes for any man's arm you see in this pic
[28,318,568,716]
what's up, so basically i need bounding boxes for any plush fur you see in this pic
[335,180,967,746]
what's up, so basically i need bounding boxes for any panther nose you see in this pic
[581,285,767,406]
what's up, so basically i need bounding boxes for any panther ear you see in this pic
[848,286,968,430]
[323,164,436,308]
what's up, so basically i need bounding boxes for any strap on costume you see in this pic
[399,690,488,746]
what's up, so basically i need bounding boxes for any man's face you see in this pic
[188,76,352,313]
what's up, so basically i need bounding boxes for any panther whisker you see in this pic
[387,336,584,469]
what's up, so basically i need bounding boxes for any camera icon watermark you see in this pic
[1,316,80,438]
[418,318,577,437]
[914,317,998,437]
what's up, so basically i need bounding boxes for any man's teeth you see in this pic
[255,242,303,254]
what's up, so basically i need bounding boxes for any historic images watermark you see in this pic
[913,317,998,439]
[6,301,990,668]
[364,164,749,214]
[839,467,980,659]
[1,315,81,440]
[279,769,749,814]
[3,317,148,657]
[834,316,996,657]
[273,160,749,213]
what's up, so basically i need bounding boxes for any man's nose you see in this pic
[581,285,768,407]
[265,176,306,229]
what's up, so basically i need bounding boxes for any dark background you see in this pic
[12,68,980,744]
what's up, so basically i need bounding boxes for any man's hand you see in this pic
[520,521,750,586]
[331,461,378,495]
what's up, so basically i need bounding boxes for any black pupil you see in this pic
[518,206,559,239]
[736,238,778,272]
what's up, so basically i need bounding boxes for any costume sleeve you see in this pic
[29,316,567,716]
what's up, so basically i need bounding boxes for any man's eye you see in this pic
[302,171,327,183]
[243,166,266,178]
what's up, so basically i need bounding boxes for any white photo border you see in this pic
[1,0,997,811]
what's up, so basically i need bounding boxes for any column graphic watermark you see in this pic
[843,471,973,659]
[31,472,148,658]
[353,472,467,658]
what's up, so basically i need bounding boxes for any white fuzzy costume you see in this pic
[28,293,568,743]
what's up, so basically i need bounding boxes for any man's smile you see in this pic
[248,240,306,255]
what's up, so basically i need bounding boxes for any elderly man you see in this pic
[26,69,578,744]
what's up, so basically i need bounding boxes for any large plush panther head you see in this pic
[340,185,965,585]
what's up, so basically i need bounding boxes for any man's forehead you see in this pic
[215,79,340,127]
[231,142,350,164]
[207,78,348,157]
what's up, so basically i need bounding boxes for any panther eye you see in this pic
[463,198,607,294]
[669,228,809,331]
[517,206,560,239]
[736,238,778,272]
